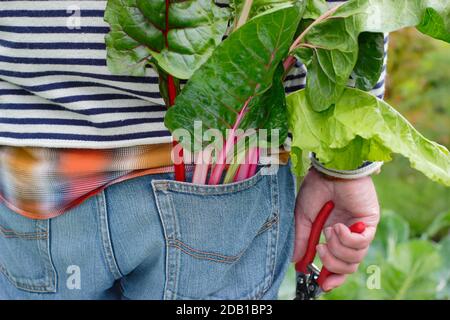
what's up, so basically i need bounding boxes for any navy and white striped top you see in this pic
[0,0,388,149]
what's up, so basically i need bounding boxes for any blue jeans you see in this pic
[0,165,296,300]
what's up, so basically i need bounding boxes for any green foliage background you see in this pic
[376,29,450,235]
[279,28,450,300]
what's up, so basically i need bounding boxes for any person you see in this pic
[0,0,386,299]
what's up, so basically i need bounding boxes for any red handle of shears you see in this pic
[316,221,366,288]
[295,201,367,289]
[296,201,335,274]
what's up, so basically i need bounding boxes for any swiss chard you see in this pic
[231,0,299,19]
[353,32,385,91]
[165,4,301,183]
[105,0,230,181]
[303,0,327,19]
[104,0,230,79]
[286,88,450,186]
[291,0,450,111]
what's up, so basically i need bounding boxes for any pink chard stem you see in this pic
[234,146,259,182]
[193,0,254,185]
[246,147,259,178]
[192,148,213,184]
[208,97,252,185]
[233,149,251,182]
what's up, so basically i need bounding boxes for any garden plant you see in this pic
[105,0,450,188]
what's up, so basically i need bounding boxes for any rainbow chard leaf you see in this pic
[293,0,450,111]
[165,5,301,150]
[104,0,230,79]
[231,0,301,21]
[352,32,385,91]
[303,0,327,19]
[286,88,450,186]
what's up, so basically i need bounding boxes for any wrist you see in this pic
[310,153,383,180]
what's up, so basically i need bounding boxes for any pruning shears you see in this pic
[294,201,366,300]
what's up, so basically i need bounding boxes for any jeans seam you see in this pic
[151,182,180,300]
[255,172,280,299]
[151,184,171,299]
[166,190,181,300]
[96,190,123,280]
[152,169,264,196]
[269,172,281,291]
[37,219,57,293]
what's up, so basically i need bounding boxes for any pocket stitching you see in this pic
[167,212,280,265]
[153,170,282,300]
[168,238,242,262]
[152,169,265,196]
[0,225,48,240]
[168,240,242,264]
[0,265,53,293]
[0,219,56,293]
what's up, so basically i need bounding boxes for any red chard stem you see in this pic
[164,0,185,181]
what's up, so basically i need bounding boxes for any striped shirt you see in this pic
[0,0,388,219]
[0,0,387,148]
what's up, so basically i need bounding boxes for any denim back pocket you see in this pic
[0,201,56,293]
[151,170,280,300]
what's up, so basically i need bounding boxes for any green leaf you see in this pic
[368,210,410,263]
[353,32,385,91]
[321,271,365,300]
[240,65,289,145]
[290,147,311,178]
[286,88,450,186]
[437,235,450,299]
[303,0,327,19]
[165,5,301,150]
[104,0,230,79]
[294,45,358,112]
[231,0,302,21]
[423,211,450,239]
[295,0,450,111]
[340,241,442,300]
[417,7,450,42]
[388,240,442,300]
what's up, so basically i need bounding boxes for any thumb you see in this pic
[292,209,313,263]
[292,168,333,263]
[292,199,335,263]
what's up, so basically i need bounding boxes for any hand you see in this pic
[293,168,380,292]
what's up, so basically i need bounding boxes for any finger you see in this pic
[317,244,360,275]
[334,223,376,250]
[321,274,348,292]
[324,227,368,264]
